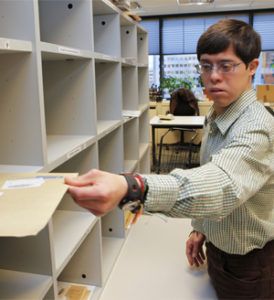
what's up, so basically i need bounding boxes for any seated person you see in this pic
[169,88,200,116]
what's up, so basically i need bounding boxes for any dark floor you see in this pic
[150,142,200,174]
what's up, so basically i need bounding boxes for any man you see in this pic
[65,19,274,299]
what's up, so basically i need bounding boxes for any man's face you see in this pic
[200,45,258,114]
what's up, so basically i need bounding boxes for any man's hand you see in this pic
[64,169,128,216]
[186,231,206,267]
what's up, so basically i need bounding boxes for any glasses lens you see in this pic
[199,64,212,74]
[219,62,234,73]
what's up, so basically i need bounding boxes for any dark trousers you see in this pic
[206,240,274,299]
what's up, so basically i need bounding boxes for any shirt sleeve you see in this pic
[191,219,205,234]
[143,122,273,220]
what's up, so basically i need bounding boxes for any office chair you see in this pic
[157,88,201,174]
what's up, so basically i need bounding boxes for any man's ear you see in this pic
[249,58,259,76]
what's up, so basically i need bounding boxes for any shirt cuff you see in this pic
[142,174,179,213]
[191,219,205,234]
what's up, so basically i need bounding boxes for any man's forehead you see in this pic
[200,46,238,62]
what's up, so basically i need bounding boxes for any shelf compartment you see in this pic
[122,66,138,112]
[123,160,139,173]
[0,164,43,173]
[123,118,139,172]
[120,12,135,26]
[46,135,96,171]
[38,0,93,51]
[101,208,125,283]
[95,61,122,135]
[139,109,150,159]
[92,0,119,15]
[58,220,103,288]
[0,269,52,300]
[42,59,96,166]
[53,143,98,175]
[0,1,36,41]
[93,11,120,58]
[57,281,98,300]
[98,127,123,174]
[41,42,92,61]
[120,24,137,62]
[0,38,32,53]
[137,29,148,65]
[54,143,99,212]
[102,236,124,283]
[52,210,98,276]
[0,225,53,299]
[139,143,150,161]
[97,120,123,139]
[138,67,149,110]
[139,146,151,173]
[0,53,45,171]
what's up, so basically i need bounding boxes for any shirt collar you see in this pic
[207,89,257,135]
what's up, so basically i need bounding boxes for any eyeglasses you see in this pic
[197,62,242,75]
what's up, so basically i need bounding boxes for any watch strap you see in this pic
[119,173,146,212]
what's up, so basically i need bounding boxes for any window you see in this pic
[253,13,274,84]
[162,54,202,99]
[141,12,274,95]
[141,20,160,87]
[149,55,160,87]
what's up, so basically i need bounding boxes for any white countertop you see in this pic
[99,215,217,300]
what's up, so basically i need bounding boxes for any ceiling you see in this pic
[135,0,274,16]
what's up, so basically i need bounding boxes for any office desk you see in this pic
[150,116,205,169]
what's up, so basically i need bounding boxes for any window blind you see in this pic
[253,13,274,51]
[140,19,160,55]
[162,14,249,54]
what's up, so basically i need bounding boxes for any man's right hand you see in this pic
[64,169,128,216]
[186,231,206,267]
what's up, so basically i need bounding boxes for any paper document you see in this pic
[0,173,76,237]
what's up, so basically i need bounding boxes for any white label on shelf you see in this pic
[122,110,141,117]
[67,145,82,159]
[2,178,45,189]
[36,175,64,180]
[58,46,80,55]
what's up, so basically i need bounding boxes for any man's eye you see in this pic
[202,64,212,71]
[220,63,232,72]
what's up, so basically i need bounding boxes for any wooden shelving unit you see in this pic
[0,0,149,299]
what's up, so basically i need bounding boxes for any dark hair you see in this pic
[197,19,261,66]
[170,88,199,116]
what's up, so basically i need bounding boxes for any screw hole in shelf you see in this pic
[109,228,113,232]
[67,3,73,9]
[82,274,87,279]
[101,21,106,26]
[126,30,130,34]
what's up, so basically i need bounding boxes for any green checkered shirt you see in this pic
[144,89,274,254]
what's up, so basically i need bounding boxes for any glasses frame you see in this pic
[197,62,242,75]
